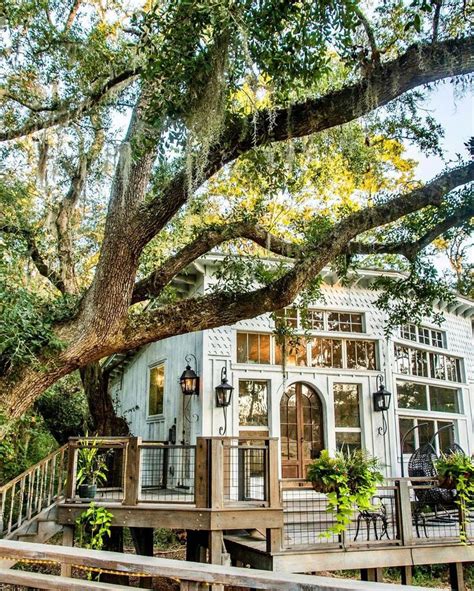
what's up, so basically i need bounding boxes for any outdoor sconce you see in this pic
[215,366,234,435]
[373,375,391,436]
[180,354,200,396]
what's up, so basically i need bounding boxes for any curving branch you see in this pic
[354,6,380,63]
[348,203,474,260]
[0,69,139,142]
[0,225,65,292]
[132,222,299,303]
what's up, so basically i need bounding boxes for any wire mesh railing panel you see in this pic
[223,444,268,504]
[346,487,400,546]
[72,444,125,503]
[139,445,195,504]
[282,488,339,548]
[409,483,464,542]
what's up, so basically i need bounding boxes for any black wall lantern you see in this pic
[215,366,234,435]
[373,374,391,436]
[180,354,200,396]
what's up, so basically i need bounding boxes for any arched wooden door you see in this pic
[280,383,325,479]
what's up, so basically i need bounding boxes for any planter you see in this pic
[311,480,337,494]
[78,484,97,499]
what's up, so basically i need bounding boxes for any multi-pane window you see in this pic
[397,381,460,413]
[394,345,462,383]
[275,308,365,333]
[239,380,268,427]
[399,416,455,455]
[334,384,362,452]
[400,324,445,348]
[148,364,165,416]
[346,340,377,370]
[275,338,308,367]
[327,312,363,333]
[237,333,271,364]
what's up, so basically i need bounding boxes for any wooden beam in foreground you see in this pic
[0,540,432,591]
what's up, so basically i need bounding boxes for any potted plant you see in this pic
[436,451,474,542]
[307,449,384,537]
[76,439,109,499]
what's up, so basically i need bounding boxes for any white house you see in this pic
[108,254,474,479]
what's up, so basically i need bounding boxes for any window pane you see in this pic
[334,384,360,427]
[399,418,416,454]
[438,421,455,452]
[248,333,259,362]
[327,312,341,331]
[311,338,342,368]
[418,327,430,345]
[276,338,307,366]
[395,345,410,374]
[259,334,270,364]
[350,313,363,333]
[149,364,164,416]
[237,333,247,363]
[418,420,435,448]
[236,333,270,364]
[308,310,324,330]
[429,353,446,380]
[347,340,376,370]
[445,357,461,382]
[411,349,428,377]
[397,382,427,410]
[239,380,268,426]
[429,386,459,413]
[431,330,444,348]
[401,324,417,341]
[335,432,361,453]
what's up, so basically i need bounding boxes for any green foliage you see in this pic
[0,411,57,484]
[36,374,89,443]
[76,503,113,551]
[436,451,474,543]
[76,439,109,487]
[307,449,384,538]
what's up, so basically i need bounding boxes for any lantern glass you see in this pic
[373,386,391,412]
[216,384,233,407]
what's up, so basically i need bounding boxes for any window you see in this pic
[148,364,165,416]
[237,333,271,364]
[334,384,361,452]
[394,345,462,383]
[275,338,308,366]
[239,380,268,427]
[397,381,460,413]
[275,308,365,333]
[311,338,343,368]
[400,324,445,348]
[399,416,455,455]
[346,340,376,370]
[328,312,363,333]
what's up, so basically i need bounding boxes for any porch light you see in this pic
[373,382,391,412]
[215,366,234,435]
[180,354,199,396]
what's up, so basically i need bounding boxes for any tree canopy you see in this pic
[0,0,473,434]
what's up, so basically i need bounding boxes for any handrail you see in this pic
[0,444,68,492]
[0,540,430,591]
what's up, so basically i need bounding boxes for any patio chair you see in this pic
[353,495,389,541]
[408,442,459,537]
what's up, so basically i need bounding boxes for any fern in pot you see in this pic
[76,439,109,499]
[307,449,384,537]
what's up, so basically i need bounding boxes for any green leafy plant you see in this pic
[76,439,109,487]
[436,451,474,543]
[307,449,384,538]
[75,503,113,550]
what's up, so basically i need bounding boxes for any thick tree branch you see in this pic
[0,225,65,292]
[121,162,474,350]
[0,69,139,142]
[132,222,299,303]
[348,204,474,260]
[354,6,380,63]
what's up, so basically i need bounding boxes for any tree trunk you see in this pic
[80,362,129,436]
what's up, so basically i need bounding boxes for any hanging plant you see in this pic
[307,449,384,538]
[436,451,474,543]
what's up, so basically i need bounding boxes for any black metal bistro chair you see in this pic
[353,495,390,541]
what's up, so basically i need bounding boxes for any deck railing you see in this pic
[0,539,430,591]
[281,477,472,551]
[0,444,68,538]
[64,436,281,511]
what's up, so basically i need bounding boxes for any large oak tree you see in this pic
[0,0,473,436]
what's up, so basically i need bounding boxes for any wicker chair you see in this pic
[408,442,458,537]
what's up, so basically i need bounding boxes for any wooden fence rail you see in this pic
[0,540,432,591]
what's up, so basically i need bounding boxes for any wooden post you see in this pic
[208,530,224,591]
[65,443,78,500]
[195,438,209,508]
[267,439,281,508]
[449,563,465,591]
[266,528,282,553]
[180,582,200,591]
[123,437,141,506]
[130,526,153,589]
[400,565,413,585]
[60,525,74,577]
[396,479,413,545]
[210,440,224,509]
[360,568,383,582]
